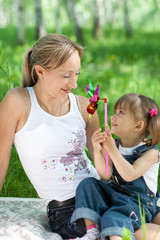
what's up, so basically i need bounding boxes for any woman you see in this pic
[0,33,100,239]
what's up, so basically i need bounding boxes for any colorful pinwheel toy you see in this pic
[86,79,109,175]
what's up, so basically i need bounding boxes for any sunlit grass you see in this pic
[0,146,38,198]
[138,196,146,240]
[122,227,131,240]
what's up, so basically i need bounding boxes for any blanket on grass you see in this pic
[0,197,63,240]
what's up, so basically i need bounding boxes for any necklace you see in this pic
[33,86,63,116]
[58,98,62,116]
[37,97,62,117]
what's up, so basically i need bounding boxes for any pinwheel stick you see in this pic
[86,80,109,175]
[100,98,109,175]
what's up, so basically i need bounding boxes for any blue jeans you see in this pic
[47,204,86,239]
[71,177,157,240]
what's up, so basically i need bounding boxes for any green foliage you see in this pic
[138,195,146,240]
[122,227,131,240]
[0,26,160,197]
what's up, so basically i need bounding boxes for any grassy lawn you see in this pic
[0,27,160,197]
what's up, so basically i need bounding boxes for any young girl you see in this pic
[70,93,160,240]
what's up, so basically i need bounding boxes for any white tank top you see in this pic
[14,87,99,204]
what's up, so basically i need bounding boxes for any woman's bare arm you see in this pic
[0,87,26,190]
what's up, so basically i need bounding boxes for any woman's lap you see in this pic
[48,204,86,239]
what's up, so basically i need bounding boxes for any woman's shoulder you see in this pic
[6,86,26,96]
[77,95,89,105]
[4,87,26,101]
[76,95,89,114]
[1,87,27,111]
[0,87,28,132]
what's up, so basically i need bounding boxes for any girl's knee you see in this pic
[77,177,97,191]
[76,177,99,199]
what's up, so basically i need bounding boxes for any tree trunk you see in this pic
[14,0,25,44]
[55,0,62,33]
[105,0,113,26]
[92,0,104,38]
[65,0,83,43]
[123,0,132,37]
[155,0,160,9]
[34,0,46,39]
[0,0,7,28]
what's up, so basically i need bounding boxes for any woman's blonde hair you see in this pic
[114,93,160,146]
[21,33,84,87]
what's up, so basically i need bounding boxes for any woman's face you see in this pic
[39,50,81,97]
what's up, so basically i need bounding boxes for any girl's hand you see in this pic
[102,125,116,152]
[91,128,106,152]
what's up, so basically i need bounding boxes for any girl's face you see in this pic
[111,105,138,138]
[39,50,81,97]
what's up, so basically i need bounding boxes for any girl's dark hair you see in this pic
[114,93,160,145]
[21,33,84,87]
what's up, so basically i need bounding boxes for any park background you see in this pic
[0,0,160,198]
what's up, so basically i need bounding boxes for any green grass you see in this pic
[0,26,160,197]
[138,195,146,240]
[0,146,38,198]
[122,227,132,240]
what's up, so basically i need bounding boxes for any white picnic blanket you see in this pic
[0,197,63,240]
